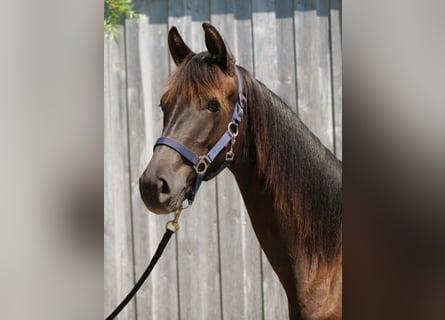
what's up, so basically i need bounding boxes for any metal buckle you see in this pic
[193,156,209,174]
[225,151,234,162]
[239,93,247,107]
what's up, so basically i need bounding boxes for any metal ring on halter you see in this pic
[193,155,209,174]
[227,122,239,137]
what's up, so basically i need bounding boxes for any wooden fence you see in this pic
[104,0,341,319]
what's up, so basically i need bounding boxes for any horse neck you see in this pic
[230,70,342,266]
[229,69,342,319]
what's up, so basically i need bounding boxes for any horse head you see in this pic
[139,23,245,214]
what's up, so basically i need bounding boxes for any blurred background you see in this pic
[0,1,103,319]
[0,0,444,319]
[344,1,445,318]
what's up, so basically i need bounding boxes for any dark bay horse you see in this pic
[139,23,342,320]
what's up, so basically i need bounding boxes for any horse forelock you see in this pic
[162,52,237,114]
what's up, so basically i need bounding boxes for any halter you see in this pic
[154,67,247,204]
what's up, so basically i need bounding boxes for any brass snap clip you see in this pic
[165,207,184,233]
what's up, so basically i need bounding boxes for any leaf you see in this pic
[104,0,139,42]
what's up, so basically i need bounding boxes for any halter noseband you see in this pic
[154,67,247,204]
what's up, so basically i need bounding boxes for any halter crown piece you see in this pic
[154,67,247,204]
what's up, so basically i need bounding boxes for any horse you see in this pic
[139,23,342,320]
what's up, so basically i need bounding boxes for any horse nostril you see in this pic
[159,178,170,194]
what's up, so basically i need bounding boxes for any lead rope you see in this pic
[105,208,184,320]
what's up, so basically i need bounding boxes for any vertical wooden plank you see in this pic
[211,3,264,319]
[168,1,223,319]
[275,0,298,113]
[294,0,334,151]
[252,0,279,93]
[125,0,179,318]
[104,28,136,320]
[330,0,342,160]
[216,171,265,320]
[233,1,254,72]
[168,0,192,65]
[251,1,290,319]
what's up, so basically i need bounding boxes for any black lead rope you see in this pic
[106,208,184,320]
[105,229,174,320]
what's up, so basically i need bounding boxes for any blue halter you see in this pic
[154,67,247,204]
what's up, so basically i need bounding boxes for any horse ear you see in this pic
[168,26,193,66]
[202,22,233,71]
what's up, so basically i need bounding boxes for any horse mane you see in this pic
[239,67,342,262]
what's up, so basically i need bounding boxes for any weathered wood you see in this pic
[216,170,264,320]
[251,1,291,319]
[294,0,334,151]
[104,28,136,320]
[331,0,342,159]
[275,0,298,113]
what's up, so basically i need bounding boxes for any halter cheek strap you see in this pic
[154,67,247,204]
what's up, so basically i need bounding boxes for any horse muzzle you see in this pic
[139,147,193,214]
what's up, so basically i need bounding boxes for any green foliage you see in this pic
[104,0,139,42]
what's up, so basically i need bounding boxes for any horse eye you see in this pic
[207,98,220,112]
